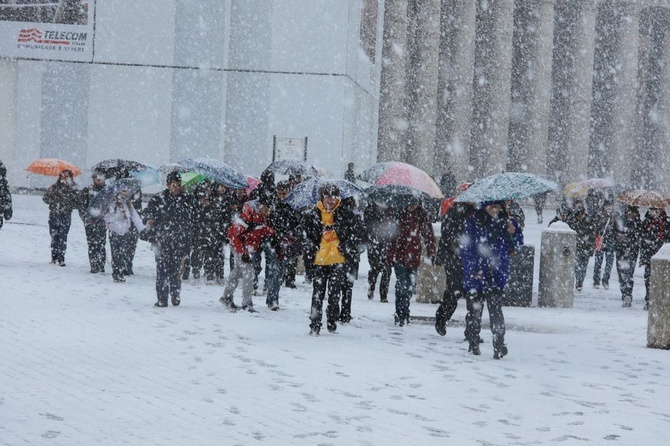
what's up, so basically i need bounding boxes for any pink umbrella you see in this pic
[245,176,261,195]
[358,161,443,199]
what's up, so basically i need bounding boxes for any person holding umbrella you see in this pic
[104,189,144,283]
[79,171,108,273]
[461,201,523,358]
[143,171,197,307]
[42,169,80,266]
[386,196,436,327]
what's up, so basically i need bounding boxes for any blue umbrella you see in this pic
[129,163,160,187]
[455,172,558,203]
[87,178,142,219]
[177,158,247,189]
[265,160,320,178]
[285,178,364,210]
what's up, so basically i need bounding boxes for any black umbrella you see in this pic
[177,158,248,189]
[90,159,151,179]
[366,184,435,209]
[264,160,320,177]
[87,178,142,219]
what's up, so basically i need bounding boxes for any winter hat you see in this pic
[166,171,182,184]
[0,161,6,178]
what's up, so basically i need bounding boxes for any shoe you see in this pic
[493,343,508,360]
[309,324,321,336]
[644,302,649,311]
[171,295,181,306]
[380,298,389,303]
[51,259,57,265]
[603,283,609,290]
[154,301,167,308]
[218,296,238,311]
[182,272,189,280]
[216,278,225,285]
[622,296,632,307]
[270,302,279,311]
[367,287,374,300]
[468,343,481,355]
[576,286,582,292]
[593,284,600,289]
[193,272,200,280]
[435,318,447,336]
[285,281,296,289]
[242,305,257,313]
[123,269,134,276]
[463,336,485,344]
[206,280,215,286]
[327,320,337,333]
[113,276,126,283]
[339,315,352,324]
[58,261,66,267]
[90,269,99,274]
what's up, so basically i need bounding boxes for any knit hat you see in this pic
[166,171,182,184]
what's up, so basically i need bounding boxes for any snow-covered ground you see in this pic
[2,194,669,445]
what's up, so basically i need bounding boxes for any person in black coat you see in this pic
[79,171,107,273]
[639,207,669,309]
[338,196,366,323]
[614,205,641,307]
[209,182,234,284]
[43,169,80,266]
[0,160,13,231]
[115,169,142,276]
[363,200,393,302]
[434,201,475,336]
[565,204,596,292]
[592,200,616,289]
[302,184,358,335]
[143,172,196,307]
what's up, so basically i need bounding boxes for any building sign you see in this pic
[0,1,95,62]
[273,136,308,161]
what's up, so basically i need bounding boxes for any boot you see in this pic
[468,343,481,355]
[309,322,321,336]
[435,316,447,336]
[327,320,337,333]
[493,340,508,360]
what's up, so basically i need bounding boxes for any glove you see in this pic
[241,252,251,263]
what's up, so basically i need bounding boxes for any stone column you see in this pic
[434,0,477,184]
[405,0,441,174]
[588,2,640,182]
[507,0,555,176]
[647,245,670,349]
[469,0,515,179]
[547,1,597,185]
[377,0,410,162]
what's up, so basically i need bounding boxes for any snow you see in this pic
[2,194,670,445]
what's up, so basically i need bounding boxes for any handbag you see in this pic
[594,217,609,252]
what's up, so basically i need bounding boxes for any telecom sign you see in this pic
[0,1,95,62]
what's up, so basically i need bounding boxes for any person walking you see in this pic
[386,197,436,327]
[302,184,357,335]
[434,201,475,336]
[218,198,274,312]
[461,201,523,359]
[614,205,641,308]
[79,171,107,273]
[0,160,13,231]
[592,200,615,290]
[42,169,80,266]
[344,162,356,184]
[338,196,366,323]
[639,207,669,310]
[565,204,596,292]
[104,190,144,283]
[143,172,196,307]
[364,200,393,302]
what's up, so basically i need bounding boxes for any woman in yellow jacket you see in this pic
[302,184,358,336]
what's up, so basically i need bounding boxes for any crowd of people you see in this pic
[549,189,670,309]
[5,159,667,359]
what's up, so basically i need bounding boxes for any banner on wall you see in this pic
[0,1,95,62]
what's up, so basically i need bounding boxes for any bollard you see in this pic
[647,244,670,349]
[416,234,444,304]
[503,244,534,307]
[538,222,576,308]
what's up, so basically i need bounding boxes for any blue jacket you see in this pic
[461,208,524,293]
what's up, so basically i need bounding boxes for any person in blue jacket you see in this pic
[461,200,523,359]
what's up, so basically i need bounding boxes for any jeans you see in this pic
[265,247,286,306]
[465,288,506,347]
[393,263,417,323]
[155,247,184,305]
[592,249,614,286]
[48,213,71,263]
[109,231,130,280]
[310,264,346,327]
[222,252,256,307]
[84,221,107,272]
[575,250,591,288]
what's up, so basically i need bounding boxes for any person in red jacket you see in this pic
[218,199,274,312]
[386,197,436,326]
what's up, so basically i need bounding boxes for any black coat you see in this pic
[143,190,197,256]
[43,181,80,216]
[0,175,12,227]
[302,201,359,264]
[435,202,474,274]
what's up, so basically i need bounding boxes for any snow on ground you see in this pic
[2,194,670,445]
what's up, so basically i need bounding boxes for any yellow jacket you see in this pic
[314,200,346,266]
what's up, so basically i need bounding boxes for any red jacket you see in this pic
[227,200,274,255]
[387,206,436,269]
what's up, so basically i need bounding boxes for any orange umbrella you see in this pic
[25,158,82,177]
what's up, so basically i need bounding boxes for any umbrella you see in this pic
[265,160,320,177]
[246,176,261,195]
[178,158,247,189]
[129,164,160,187]
[87,178,142,219]
[90,159,151,178]
[357,161,443,199]
[25,158,82,177]
[180,172,208,192]
[285,178,364,210]
[366,184,435,209]
[455,172,558,203]
[563,177,615,198]
[616,189,669,208]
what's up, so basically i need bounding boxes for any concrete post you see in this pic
[647,244,670,349]
[416,235,444,304]
[507,0,554,176]
[469,0,515,178]
[538,223,577,308]
[406,0,441,174]
[547,1,597,185]
[434,0,477,183]
[377,0,409,162]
